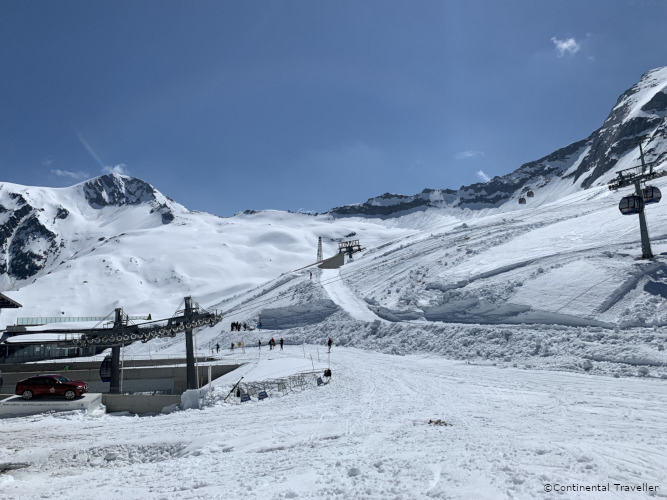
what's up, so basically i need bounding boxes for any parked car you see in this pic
[15,374,88,400]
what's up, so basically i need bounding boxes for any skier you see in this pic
[230,342,234,351]
[258,339,261,350]
[327,337,333,353]
[215,343,220,353]
[279,338,284,350]
[269,338,276,350]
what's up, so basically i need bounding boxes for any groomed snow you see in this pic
[320,269,384,322]
[1,346,665,499]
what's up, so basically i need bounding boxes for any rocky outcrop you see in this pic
[7,214,58,280]
[82,174,159,208]
[0,195,58,280]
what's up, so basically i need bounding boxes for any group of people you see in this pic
[212,335,333,355]
[230,321,251,332]
[259,337,284,350]
[213,341,245,353]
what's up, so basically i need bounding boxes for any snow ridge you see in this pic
[330,66,667,217]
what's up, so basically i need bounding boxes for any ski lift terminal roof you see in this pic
[0,293,22,309]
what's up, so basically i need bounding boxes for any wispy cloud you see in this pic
[103,164,129,175]
[51,169,90,181]
[551,37,580,57]
[476,170,491,183]
[455,150,485,160]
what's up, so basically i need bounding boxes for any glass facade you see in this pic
[16,315,150,326]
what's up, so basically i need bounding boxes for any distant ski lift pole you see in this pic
[338,239,364,257]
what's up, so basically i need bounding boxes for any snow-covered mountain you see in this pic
[0,173,411,323]
[3,69,667,500]
[330,66,667,217]
[1,68,667,379]
[0,174,179,285]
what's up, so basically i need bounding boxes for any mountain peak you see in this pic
[81,174,160,209]
[0,174,184,285]
[330,66,667,217]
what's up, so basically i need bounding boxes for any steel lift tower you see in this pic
[21,297,222,393]
[608,143,666,259]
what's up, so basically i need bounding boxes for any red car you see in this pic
[15,374,88,401]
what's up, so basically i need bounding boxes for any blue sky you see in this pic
[1,1,667,216]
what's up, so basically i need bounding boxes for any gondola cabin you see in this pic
[518,197,526,204]
[642,185,662,204]
[619,195,644,215]
[526,190,534,197]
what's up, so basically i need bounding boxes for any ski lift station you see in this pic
[0,296,242,417]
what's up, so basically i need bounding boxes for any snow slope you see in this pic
[320,269,384,323]
[0,202,414,326]
[1,346,665,500]
[4,168,665,378]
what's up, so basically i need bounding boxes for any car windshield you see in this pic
[54,375,70,383]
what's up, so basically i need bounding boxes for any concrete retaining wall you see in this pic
[102,394,182,415]
[0,393,103,418]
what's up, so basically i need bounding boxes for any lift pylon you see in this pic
[14,297,223,394]
[608,142,667,259]
[317,237,323,263]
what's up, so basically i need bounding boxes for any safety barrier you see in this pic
[236,370,324,400]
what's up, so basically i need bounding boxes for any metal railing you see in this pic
[237,370,323,398]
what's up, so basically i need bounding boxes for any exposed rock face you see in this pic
[329,190,456,217]
[572,69,667,188]
[82,174,160,208]
[7,214,58,280]
[330,67,667,217]
[0,195,58,281]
